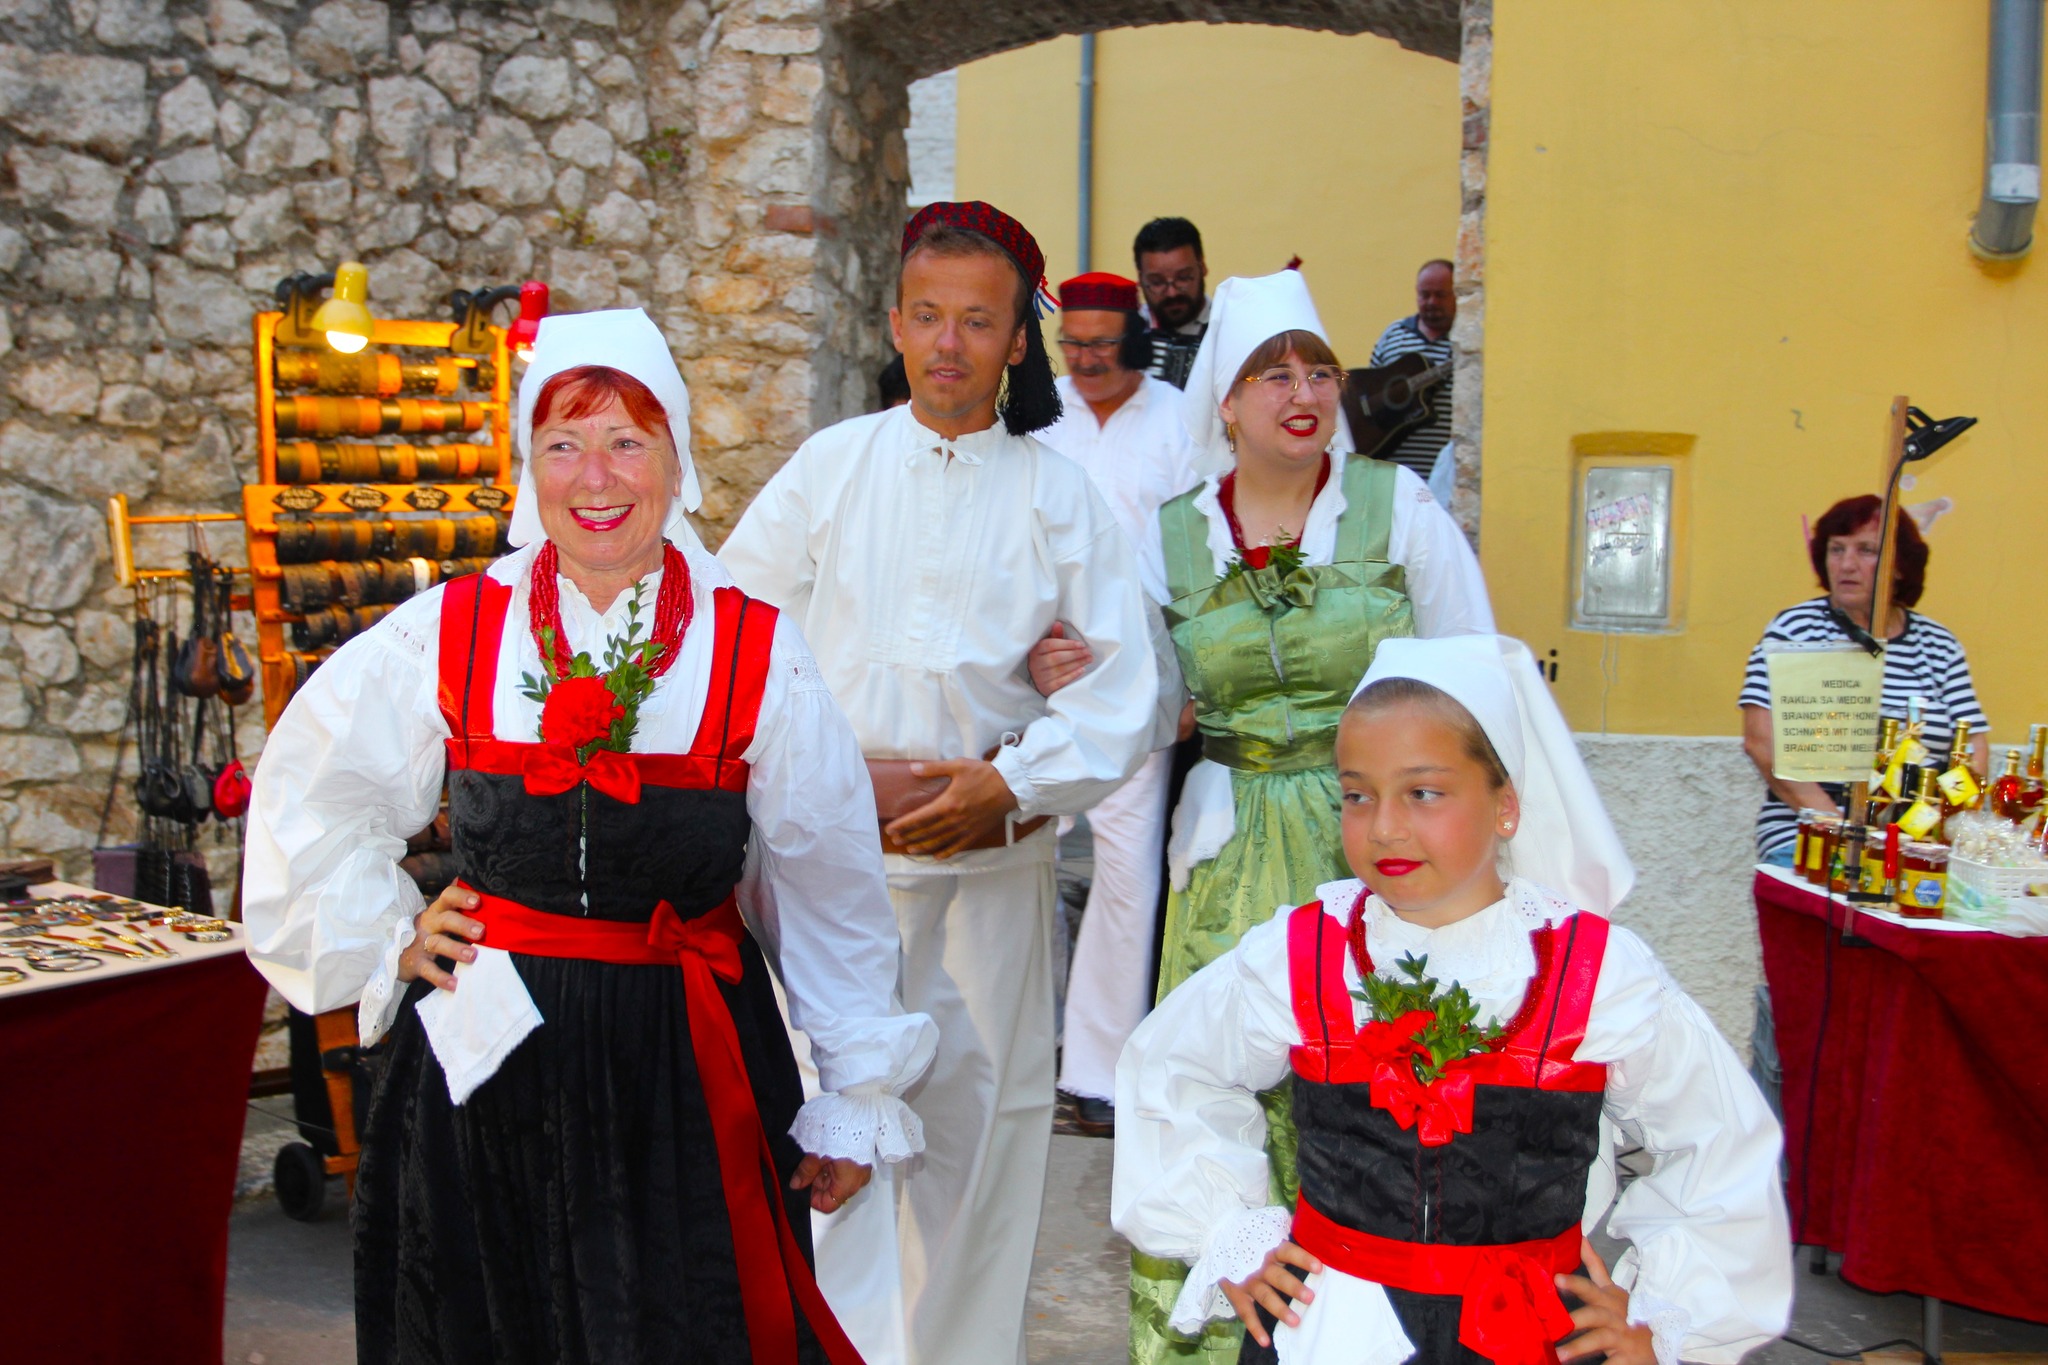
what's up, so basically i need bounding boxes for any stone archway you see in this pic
[671,0,1488,533]
[0,0,1486,871]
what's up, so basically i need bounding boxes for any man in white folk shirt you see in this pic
[719,201,1164,1365]
[1033,270,1204,1138]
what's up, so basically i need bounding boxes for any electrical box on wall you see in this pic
[1569,432,1693,634]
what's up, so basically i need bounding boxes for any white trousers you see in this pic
[809,859,1057,1365]
[1057,748,1170,1102]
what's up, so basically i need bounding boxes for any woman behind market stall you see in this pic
[242,310,936,1364]
[1038,270,1494,1364]
[1740,494,1988,863]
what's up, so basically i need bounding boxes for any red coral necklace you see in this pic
[528,539,692,680]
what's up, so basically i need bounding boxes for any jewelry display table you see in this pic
[0,884,268,1364]
[1754,866,2048,1325]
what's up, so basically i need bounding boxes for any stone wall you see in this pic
[0,0,1474,877]
[1447,0,1486,539]
[1579,733,1767,1056]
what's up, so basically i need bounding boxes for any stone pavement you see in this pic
[224,1123,1131,1365]
[226,1102,2048,1365]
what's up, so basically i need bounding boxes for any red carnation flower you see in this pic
[540,675,624,751]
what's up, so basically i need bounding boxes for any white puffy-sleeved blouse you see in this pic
[241,539,938,1166]
[1111,878,1792,1365]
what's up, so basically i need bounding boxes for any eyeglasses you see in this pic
[1139,268,1202,293]
[1245,365,1345,398]
[1056,337,1123,355]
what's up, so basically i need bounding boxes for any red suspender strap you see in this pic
[1533,912,1609,1083]
[437,572,512,760]
[459,884,865,1365]
[690,586,780,765]
[1287,902,1356,1082]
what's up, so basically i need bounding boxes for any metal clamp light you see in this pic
[449,280,550,357]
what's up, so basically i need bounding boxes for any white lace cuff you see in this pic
[1168,1204,1294,1335]
[357,908,419,1046]
[789,1084,926,1165]
[1628,1292,1690,1365]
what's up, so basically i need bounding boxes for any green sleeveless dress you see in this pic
[1129,455,1418,1365]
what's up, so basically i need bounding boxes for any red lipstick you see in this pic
[1282,415,1320,436]
[569,505,631,532]
[1374,858,1422,877]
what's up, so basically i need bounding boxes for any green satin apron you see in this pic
[1130,454,1417,1365]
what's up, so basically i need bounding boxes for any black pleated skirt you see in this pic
[352,937,825,1365]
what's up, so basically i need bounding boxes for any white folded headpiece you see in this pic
[1352,635,1635,915]
[507,308,701,551]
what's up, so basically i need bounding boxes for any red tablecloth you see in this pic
[1755,869,2048,1322]
[0,951,268,1364]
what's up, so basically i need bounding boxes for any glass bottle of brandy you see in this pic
[1897,766,1949,843]
[1867,717,1904,823]
[1987,746,2028,823]
[1936,719,1980,820]
[2020,723,2047,818]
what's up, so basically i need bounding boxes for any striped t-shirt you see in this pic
[1366,316,1455,479]
[1738,598,1988,856]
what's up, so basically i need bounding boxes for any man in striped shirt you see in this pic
[1364,258,1457,478]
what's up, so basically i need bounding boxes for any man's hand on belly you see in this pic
[884,758,1022,859]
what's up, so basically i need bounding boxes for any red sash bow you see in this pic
[1293,1199,1580,1365]
[521,743,643,803]
[1369,1061,1476,1147]
[1461,1247,1579,1365]
[461,887,863,1365]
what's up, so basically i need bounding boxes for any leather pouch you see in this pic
[864,759,953,820]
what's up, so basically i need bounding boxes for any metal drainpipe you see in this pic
[1970,0,2043,259]
[1078,33,1096,273]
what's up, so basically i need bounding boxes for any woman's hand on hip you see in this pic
[398,884,485,992]
[790,1154,872,1214]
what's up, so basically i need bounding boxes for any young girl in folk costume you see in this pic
[1113,635,1790,1365]
[1113,268,1493,1364]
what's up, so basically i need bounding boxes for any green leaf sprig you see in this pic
[518,594,673,761]
[1220,540,1306,585]
[1351,952,1506,1086]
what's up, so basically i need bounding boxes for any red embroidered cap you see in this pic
[1057,272,1139,312]
[901,200,1058,316]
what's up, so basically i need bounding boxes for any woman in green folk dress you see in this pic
[1125,270,1495,1364]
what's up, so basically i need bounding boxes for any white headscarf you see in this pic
[507,308,702,551]
[1351,634,1635,915]
[1179,269,1353,472]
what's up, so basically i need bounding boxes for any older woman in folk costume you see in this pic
[242,309,936,1364]
[1114,635,1792,1365]
[1118,270,1494,1362]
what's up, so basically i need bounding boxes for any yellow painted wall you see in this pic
[954,24,1460,373]
[1483,2,2048,742]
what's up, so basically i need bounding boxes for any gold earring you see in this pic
[1225,422,1239,453]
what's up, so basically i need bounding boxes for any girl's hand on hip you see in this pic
[1557,1238,1658,1365]
[1221,1239,1321,1348]
[397,885,484,992]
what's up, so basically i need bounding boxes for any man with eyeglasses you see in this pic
[1133,217,1211,389]
[1034,271,1205,1138]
